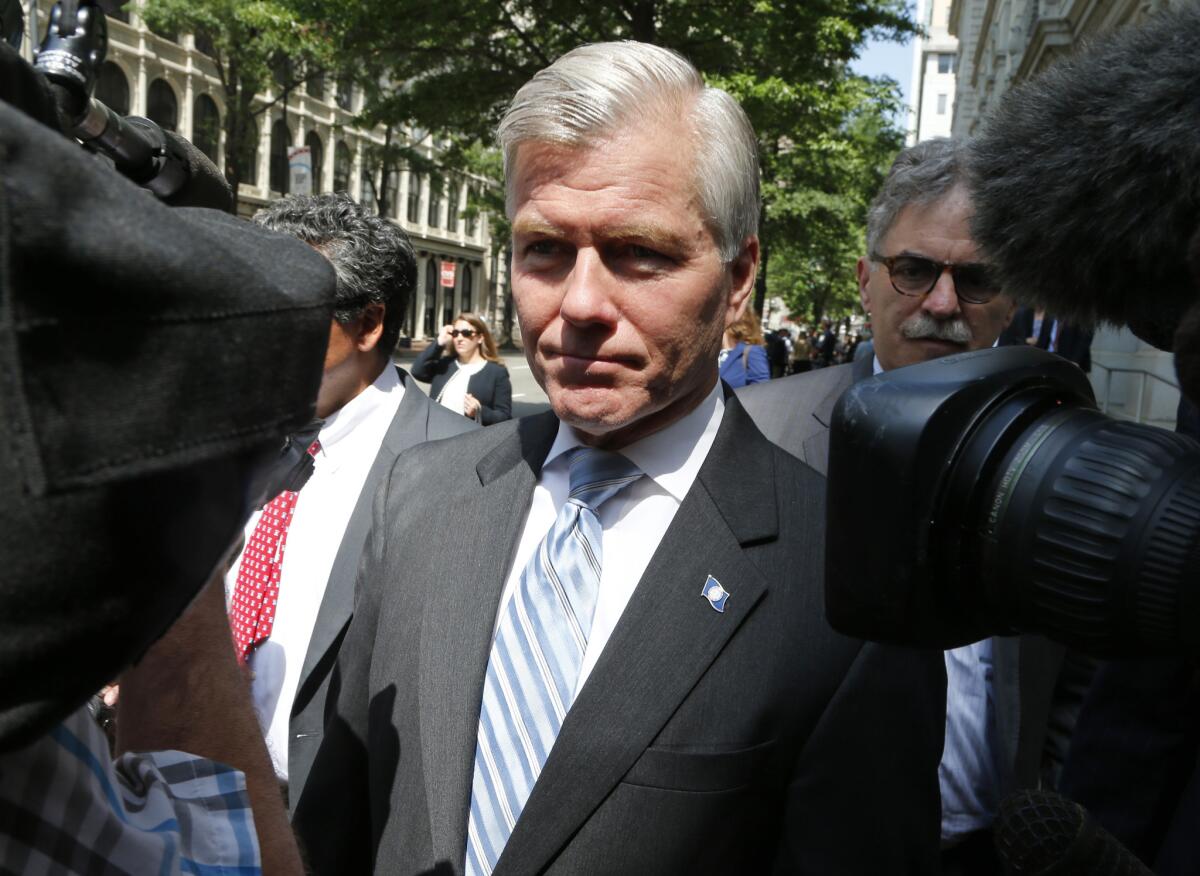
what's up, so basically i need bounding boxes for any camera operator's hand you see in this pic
[118,572,302,875]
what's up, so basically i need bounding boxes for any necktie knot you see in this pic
[565,447,641,514]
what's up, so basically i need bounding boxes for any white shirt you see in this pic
[872,352,1000,843]
[438,359,486,416]
[225,365,404,779]
[496,382,725,695]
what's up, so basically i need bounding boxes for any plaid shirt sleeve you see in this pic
[0,704,261,875]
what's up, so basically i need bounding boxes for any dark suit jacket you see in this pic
[411,343,513,424]
[287,368,477,804]
[737,363,1080,796]
[294,396,946,874]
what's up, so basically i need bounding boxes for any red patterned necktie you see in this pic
[229,439,320,664]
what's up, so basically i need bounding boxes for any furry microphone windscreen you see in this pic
[968,6,1200,339]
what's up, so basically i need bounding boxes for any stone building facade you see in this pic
[21,0,509,345]
[906,0,959,143]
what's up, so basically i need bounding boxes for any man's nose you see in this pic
[560,248,619,327]
[922,266,961,318]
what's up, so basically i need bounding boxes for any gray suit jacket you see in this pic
[737,364,1074,795]
[287,367,476,804]
[293,396,946,874]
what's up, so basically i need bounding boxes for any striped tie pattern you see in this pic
[465,447,642,875]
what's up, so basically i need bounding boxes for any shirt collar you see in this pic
[317,364,402,461]
[543,381,725,503]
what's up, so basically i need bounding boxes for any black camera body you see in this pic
[826,346,1200,658]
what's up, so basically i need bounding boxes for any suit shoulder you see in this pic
[736,365,853,411]
[427,398,479,440]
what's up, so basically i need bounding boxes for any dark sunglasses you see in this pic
[450,329,478,338]
[873,254,1000,305]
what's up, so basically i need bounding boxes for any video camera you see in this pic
[823,6,1200,661]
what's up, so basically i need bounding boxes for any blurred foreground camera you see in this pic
[826,346,1200,657]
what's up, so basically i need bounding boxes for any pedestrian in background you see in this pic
[412,312,513,424]
[718,305,770,387]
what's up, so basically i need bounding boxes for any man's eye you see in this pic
[526,240,559,256]
[626,244,670,263]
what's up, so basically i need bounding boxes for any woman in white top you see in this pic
[410,312,513,424]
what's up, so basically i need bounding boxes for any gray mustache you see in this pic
[900,312,972,344]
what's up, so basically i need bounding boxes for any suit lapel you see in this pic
[420,412,560,868]
[800,363,859,476]
[495,401,777,875]
[293,371,432,707]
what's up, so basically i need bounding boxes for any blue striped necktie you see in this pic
[465,446,642,875]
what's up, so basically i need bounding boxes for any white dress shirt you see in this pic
[495,382,725,695]
[225,365,404,779]
[437,359,486,416]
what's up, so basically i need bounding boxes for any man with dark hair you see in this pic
[740,137,1085,875]
[228,193,475,803]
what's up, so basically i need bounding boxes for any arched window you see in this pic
[335,76,353,111]
[235,119,258,186]
[146,79,178,132]
[270,119,292,193]
[95,62,129,115]
[333,141,351,192]
[192,94,220,163]
[423,259,437,337]
[305,131,323,193]
[460,264,473,313]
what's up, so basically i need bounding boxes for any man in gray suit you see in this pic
[294,43,945,874]
[225,194,475,804]
[740,138,1079,875]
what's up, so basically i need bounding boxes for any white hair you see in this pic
[498,41,760,262]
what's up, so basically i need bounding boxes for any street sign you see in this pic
[440,261,457,288]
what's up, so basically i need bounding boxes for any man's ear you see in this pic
[725,236,760,328]
[356,303,386,353]
[1000,295,1018,329]
[857,257,873,314]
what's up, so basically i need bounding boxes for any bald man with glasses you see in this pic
[740,138,1086,875]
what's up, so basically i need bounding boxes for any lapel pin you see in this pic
[701,575,730,613]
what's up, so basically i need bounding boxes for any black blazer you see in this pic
[411,343,513,424]
[294,398,946,874]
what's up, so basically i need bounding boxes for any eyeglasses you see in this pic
[873,254,1001,305]
[450,329,478,338]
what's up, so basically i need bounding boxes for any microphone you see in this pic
[994,789,1153,875]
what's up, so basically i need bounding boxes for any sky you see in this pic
[850,33,916,123]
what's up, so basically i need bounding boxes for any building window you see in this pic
[359,168,377,213]
[424,260,437,336]
[427,182,442,227]
[384,169,400,217]
[270,119,292,193]
[335,76,353,111]
[442,263,455,325]
[333,141,351,192]
[194,29,215,57]
[460,264,473,313]
[446,181,461,233]
[305,131,323,193]
[936,93,948,115]
[307,68,325,101]
[407,172,422,223]
[938,53,956,75]
[192,94,220,163]
[95,62,129,115]
[465,185,478,238]
[108,3,130,23]
[146,79,178,132]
